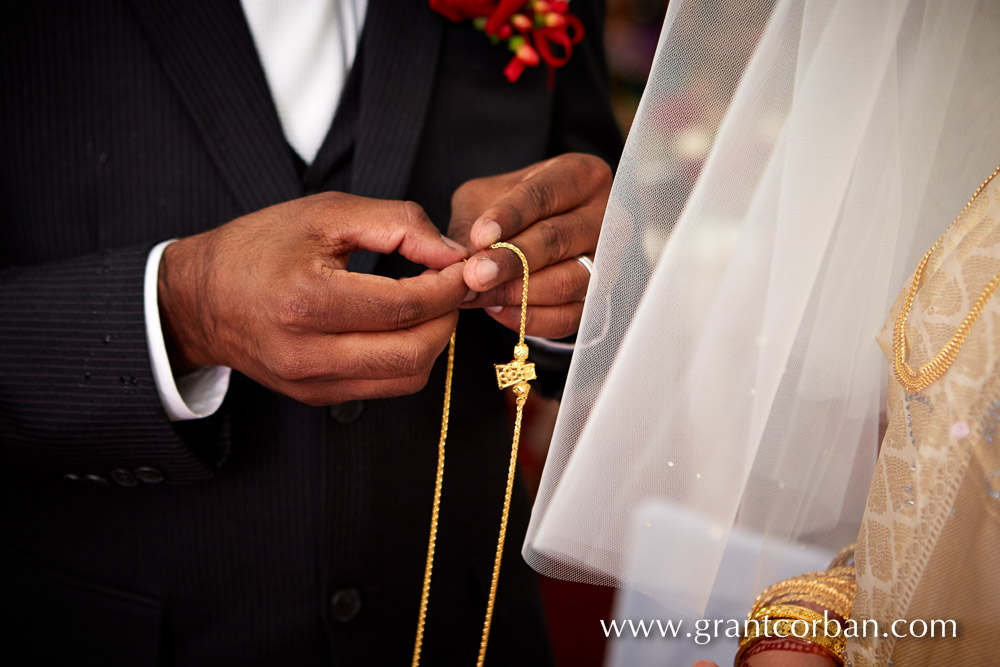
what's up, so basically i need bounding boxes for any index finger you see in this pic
[469,153,611,250]
[290,262,470,334]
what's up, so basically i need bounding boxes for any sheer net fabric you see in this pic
[523,0,1000,635]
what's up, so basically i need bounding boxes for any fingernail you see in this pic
[476,258,499,286]
[486,306,503,314]
[476,220,502,247]
[463,290,477,302]
[440,234,466,253]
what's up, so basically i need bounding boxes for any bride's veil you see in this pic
[524,0,1000,660]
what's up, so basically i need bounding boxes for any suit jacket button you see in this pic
[134,467,165,484]
[110,468,139,487]
[85,474,111,486]
[329,587,362,622]
[328,400,364,423]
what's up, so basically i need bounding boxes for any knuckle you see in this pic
[584,154,613,186]
[395,346,424,377]
[273,277,317,330]
[569,152,609,181]
[537,218,569,262]
[374,340,428,378]
[363,383,400,400]
[450,182,468,207]
[275,295,312,330]
[313,190,341,205]
[269,350,314,382]
[390,294,426,330]
[304,191,334,208]
[305,191,346,220]
[556,271,577,304]
[406,339,436,376]
[451,178,482,206]
[296,389,329,407]
[399,372,432,396]
[401,200,430,228]
[372,373,430,399]
[521,178,554,214]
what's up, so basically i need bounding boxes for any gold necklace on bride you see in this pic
[411,242,536,667]
[893,164,1000,392]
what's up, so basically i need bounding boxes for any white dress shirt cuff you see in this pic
[144,240,231,421]
[526,335,575,353]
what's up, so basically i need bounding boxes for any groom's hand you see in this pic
[158,192,469,406]
[448,153,611,338]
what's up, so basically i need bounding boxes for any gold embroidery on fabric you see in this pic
[851,178,1000,665]
[867,465,887,514]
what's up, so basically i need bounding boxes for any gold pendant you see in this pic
[494,343,535,403]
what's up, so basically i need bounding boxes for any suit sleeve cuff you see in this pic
[144,240,231,421]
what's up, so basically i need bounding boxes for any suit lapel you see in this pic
[129,0,301,214]
[348,0,444,273]
[351,0,443,200]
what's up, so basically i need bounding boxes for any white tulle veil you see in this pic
[524,0,1000,661]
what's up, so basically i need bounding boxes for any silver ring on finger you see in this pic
[576,255,594,275]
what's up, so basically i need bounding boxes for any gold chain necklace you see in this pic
[893,164,1000,392]
[412,242,536,667]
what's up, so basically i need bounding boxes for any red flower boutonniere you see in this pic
[430,0,585,84]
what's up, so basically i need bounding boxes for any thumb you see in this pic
[337,197,468,269]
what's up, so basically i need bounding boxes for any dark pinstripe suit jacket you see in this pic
[0,1,621,664]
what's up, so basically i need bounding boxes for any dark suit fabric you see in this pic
[0,0,622,664]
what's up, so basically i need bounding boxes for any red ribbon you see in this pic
[532,14,584,68]
[485,0,527,34]
[505,13,584,84]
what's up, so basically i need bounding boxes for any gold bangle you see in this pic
[752,576,855,616]
[750,605,842,629]
[823,565,856,580]
[738,556,857,666]
[751,570,855,601]
[748,603,846,646]
[756,580,856,610]
[752,583,854,619]
[759,592,852,621]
